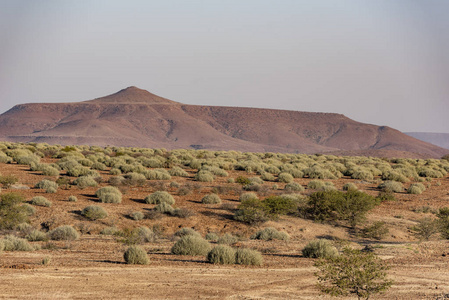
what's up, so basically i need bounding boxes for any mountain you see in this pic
[0,86,447,158]
[405,132,449,150]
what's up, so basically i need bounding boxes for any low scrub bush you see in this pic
[378,181,404,193]
[0,193,29,229]
[1,235,34,251]
[235,176,251,185]
[171,207,195,218]
[205,232,219,241]
[31,196,52,207]
[239,192,258,202]
[251,227,289,241]
[171,235,211,256]
[217,233,238,245]
[68,195,77,202]
[82,205,108,220]
[144,191,175,205]
[130,211,144,221]
[235,248,263,266]
[154,202,175,214]
[207,245,236,264]
[285,182,304,192]
[26,229,48,242]
[342,182,358,191]
[49,225,79,241]
[201,193,222,204]
[360,221,389,240]
[99,193,122,204]
[174,228,202,238]
[73,176,98,189]
[194,170,215,182]
[35,179,58,193]
[124,245,149,264]
[0,175,18,188]
[302,239,338,258]
[168,167,189,177]
[407,183,426,195]
[234,198,268,225]
[95,186,122,198]
[278,172,294,183]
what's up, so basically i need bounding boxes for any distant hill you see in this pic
[0,86,447,158]
[405,132,449,150]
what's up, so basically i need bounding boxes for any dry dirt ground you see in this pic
[1,159,449,299]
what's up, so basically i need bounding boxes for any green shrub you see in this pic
[351,170,374,181]
[251,227,289,241]
[195,170,215,182]
[0,193,29,229]
[82,205,108,220]
[307,180,325,190]
[124,245,149,264]
[68,195,77,202]
[73,176,98,189]
[31,196,52,207]
[201,193,222,204]
[235,248,263,266]
[314,247,392,299]
[122,172,147,186]
[285,182,304,192]
[342,183,358,191]
[381,170,409,183]
[100,226,120,236]
[144,191,175,205]
[234,198,268,225]
[169,167,189,177]
[26,230,48,242]
[35,179,58,192]
[376,190,396,202]
[21,203,36,216]
[0,175,18,188]
[99,193,122,204]
[40,165,60,176]
[171,235,211,256]
[407,183,426,195]
[205,232,219,241]
[154,202,175,214]
[302,239,338,258]
[174,228,202,238]
[130,211,144,221]
[260,172,275,181]
[278,172,294,183]
[49,225,79,241]
[361,221,389,240]
[95,186,122,198]
[235,176,251,185]
[217,233,238,245]
[239,192,259,202]
[207,245,236,264]
[378,181,404,193]
[1,235,34,251]
[262,195,297,219]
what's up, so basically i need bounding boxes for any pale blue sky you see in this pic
[1,0,448,132]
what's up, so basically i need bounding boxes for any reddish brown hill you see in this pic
[0,86,447,158]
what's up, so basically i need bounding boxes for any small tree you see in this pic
[314,247,392,300]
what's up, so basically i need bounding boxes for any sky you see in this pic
[1,0,448,133]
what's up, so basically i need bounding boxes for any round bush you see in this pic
[239,192,259,202]
[278,173,294,183]
[251,227,289,241]
[302,239,338,258]
[205,232,219,241]
[124,245,149,265]
[30,196,52,207]
[195,170,215,182]
[217,233,238,245]
[351,170,374,181]
[82,205,108,220]
[34,179,58,190]
[207,245,236,264]
[378,181,404,193]
[144,191,175,205]
[171,235,211,256]
[26,230,48,242]
[68,195,78,202]
[21,204,36,216]
[49,225,79,241]
[307,180,325,190]
[342,183,358,191]
[132,227,155,243]
[174,228,202,238]
[235,248,263,266]
[99,193,122,204]
[285,182,304,192]
[1,235,34,251]
[154,202,175,214]
[130,211,144,221]
[95,186,122,198]
[74,176,98,189]
[201,194,222,204]
[407,183,426,195]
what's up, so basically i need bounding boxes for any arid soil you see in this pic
[1,157,449,299]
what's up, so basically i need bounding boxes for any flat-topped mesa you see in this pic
[85,86,179,105]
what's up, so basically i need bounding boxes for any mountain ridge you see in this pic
[0,87,447,158]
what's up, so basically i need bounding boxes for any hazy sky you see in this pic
[1,0,448,132]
